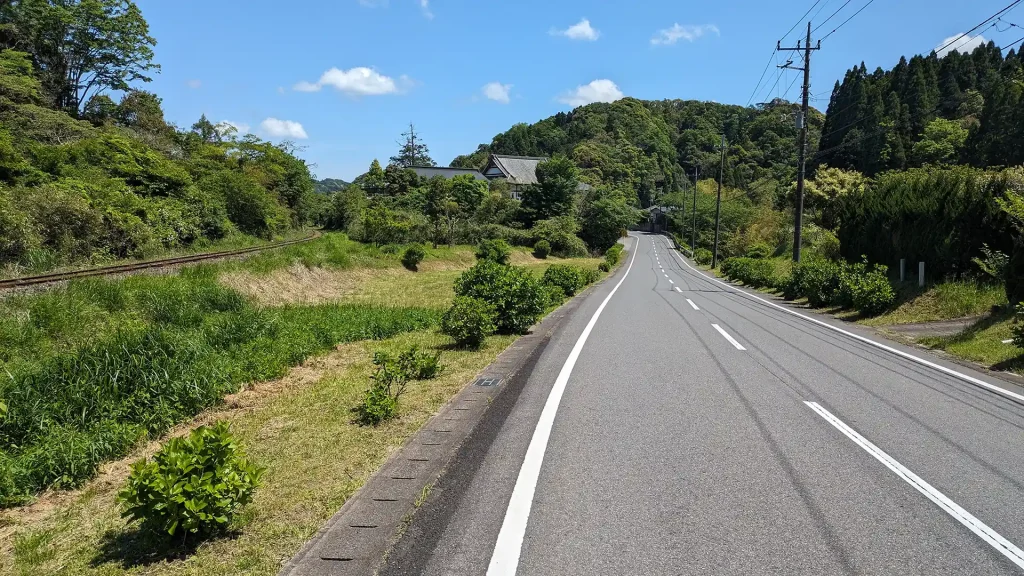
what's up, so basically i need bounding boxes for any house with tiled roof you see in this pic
[482,154,591,200]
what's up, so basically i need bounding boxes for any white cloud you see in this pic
[294,67,401,96]
[557,79,623,107]
[186,79,202,89]
[552,18,600,41]
[935,33,986,57]
[260,118,308,140]
[482,82,512,104]
[651,23,719,46]
[216,120,250,137]
[358,0,387,6]
[419,0,432,19]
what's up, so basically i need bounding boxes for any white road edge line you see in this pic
[712,324,746,350]
[804,401,1024,569]
[487,236,639,576]
[686,298,699,310]
[665,239,1024,403]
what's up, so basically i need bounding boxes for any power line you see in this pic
[820,0,877,42]
[999,34,1024,50]
[812,0,855,34]
[810,0,833,23]
[747,48,779,106]
[782,72,802,101]
[781,0,826,41]
[935,0,1023,55]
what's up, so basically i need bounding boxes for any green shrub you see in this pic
[532,240,551,259]
[581,267,600,286]
[358,351,411,425]
[605,243,624,266]
[541,264,586,297]
[838,259,896,315]
[475,239,512,264]
[118,422,264,538]
[532,217,588,258]
[598,261,611,273]
[543,284,567,308]
[745,243,773,259]
[454,261,545,334]
[402,244,426,271]
[396,345,444,380]
[694,248,713,266]
[783,259,843,306]
[722,257,778,289]
[441,297,496,349]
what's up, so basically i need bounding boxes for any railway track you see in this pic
[0,232,320,290]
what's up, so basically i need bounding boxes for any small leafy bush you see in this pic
[694,248,713,266]
[358,351,411,425]
[839,259,895,315]
[441,296,496,349]
[783,259,843,306]
[454,261,545,334]
[532,240,551,259]
[745,243,773,259]
[605,243,624,266]
[581,267,600,285]
[541,265,586,297]
[397,345,444,380]
[118,422,264,538]
[401,244,425,271]
[598,261,611,273]
[543,284,567,308]
[475,239,511,265]
[721,257,778,289]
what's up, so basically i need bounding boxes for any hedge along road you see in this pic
[382,232,1024,575]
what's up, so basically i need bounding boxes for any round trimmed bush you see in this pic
[598,261,611,273]
[441,297,496,349]
[475,238,512,264]
[533,240,551,259]
[541,264,586,297]
[543,284,567,308]
[745,243,773,259]
[402,244,425,271]
[454,261,545,334]
[118,422,264,538]
[694,248,713,266]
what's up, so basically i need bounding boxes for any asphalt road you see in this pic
[382,233,1024,575]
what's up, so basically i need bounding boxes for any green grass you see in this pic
[861,280,1007,326]
[919,307,1024,371]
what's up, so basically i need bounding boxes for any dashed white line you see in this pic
[805,401,1024,570]
[669,279,675,284]
[674,287,683,293]
[686,298,699,310]
[712,324,746,350]
[665,239,1024,403]
[664,273,669,278]
[487,237,639,575]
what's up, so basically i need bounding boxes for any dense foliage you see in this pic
[441,296,496,349]
[119,422,264,538]
[0,2,315,274]
[454,260,546,334]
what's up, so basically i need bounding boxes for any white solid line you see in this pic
[665,240,1024,403]
[804,402,1024,570]
[712,324,746,350]
[487,236,639,576]
[674,287,683,293]
[686,298,699,310]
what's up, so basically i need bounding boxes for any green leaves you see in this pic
[454,260,545,335]
[118,421,264,539]
[441,297,496,350]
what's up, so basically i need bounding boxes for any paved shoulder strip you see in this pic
[486,238,640,576]
[666,240,1024,404]
[805,402,1024,570]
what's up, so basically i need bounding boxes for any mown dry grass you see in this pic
[0,330,518,576]
[860,281,1007,326]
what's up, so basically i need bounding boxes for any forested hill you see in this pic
[451,97,825,207]
[819,42,1024,174]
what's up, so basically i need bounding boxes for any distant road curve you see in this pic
[0,231,321,291]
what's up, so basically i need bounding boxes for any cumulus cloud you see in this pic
[294,67,403,96]
[935,33,986,57]
[260,118,308,140]
[215,121,249,137]
[186,79,202,89]
[552,18,600,41]
[482,82,512,104]
[557,79,623,107]
[419,0,432,19]
[651,24,719,46]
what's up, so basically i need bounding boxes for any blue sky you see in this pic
[134,0,1019,181]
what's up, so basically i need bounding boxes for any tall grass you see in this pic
[0,262,438,506]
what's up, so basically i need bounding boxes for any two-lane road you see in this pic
[383,233,1024,575]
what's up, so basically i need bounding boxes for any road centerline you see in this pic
[712,324,746,350]
[804,401,1024,570]
[686,298,700,310]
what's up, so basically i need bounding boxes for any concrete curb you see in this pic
[278,258,626,576]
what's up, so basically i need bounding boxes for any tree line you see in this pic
[0,0,315,273]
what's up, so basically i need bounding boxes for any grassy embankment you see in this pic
[0,232,605,576]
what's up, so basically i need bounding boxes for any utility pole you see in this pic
[712,135,726,269]
[779,23,820,263]
[691,166,698,255]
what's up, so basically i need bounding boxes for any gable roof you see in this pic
[409,166,488,181]
[486,155,549,186]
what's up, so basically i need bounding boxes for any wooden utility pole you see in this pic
[778,23,820,263]
[712,135,726,269]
